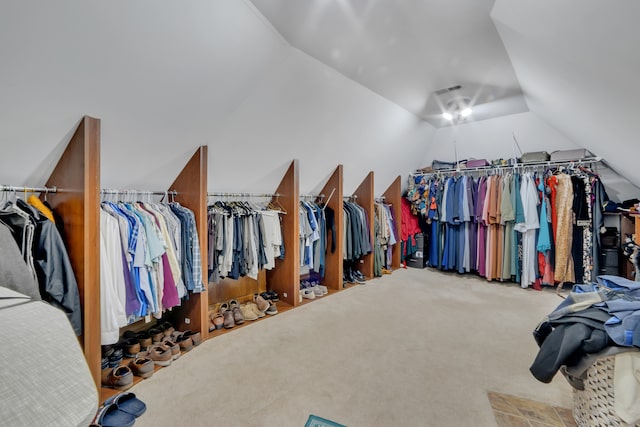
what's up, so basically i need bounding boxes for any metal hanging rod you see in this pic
[343,195,358,200]
[0,185,58,193]
[208,192,280,198]
[411,156,603,177]
[375,196,386,203]
[101,189,178,196]
[300,193,324,201]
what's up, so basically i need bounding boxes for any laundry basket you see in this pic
[573,355,640,427]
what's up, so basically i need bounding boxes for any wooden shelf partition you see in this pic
[266,160,300,306]
[382,176,402,270]
[45,116,101,390]
[353,171,375,280]
[319,165,344,291]
[168,146,209,339]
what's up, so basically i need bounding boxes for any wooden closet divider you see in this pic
[45,116,101,389]
[266,160,300,307]
[319,165,344,291]
[168,146,209,339]
[382,176,402,270]
[353,171,374,280]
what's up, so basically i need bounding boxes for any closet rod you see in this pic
[300,193,324,200]
[100,189,178,196]
[0,185,58,193]
[374,196,386,203]
[343,195,358,200]
[411,156,603,177]
[208,192,280,198]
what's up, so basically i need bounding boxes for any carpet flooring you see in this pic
[131,267,574,427]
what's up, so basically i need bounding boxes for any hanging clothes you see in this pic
[0,197,82,335]
[373,200,398,276]
[407,162,603,290]
[207,201,284,283]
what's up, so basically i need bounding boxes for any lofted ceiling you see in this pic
[250,0,528,127]
[251,0,640,196]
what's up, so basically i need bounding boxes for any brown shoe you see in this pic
[161,339,181,360]
[223,310,235,329]
[229,300,245,325]
[172,332,194,352]
[183,330,202,346]
[101,366,134,390]
[253,294,269,312]
[123,339,141,358]
[144,344,173,366]
[148,328,164,344]
[128,356,154,379]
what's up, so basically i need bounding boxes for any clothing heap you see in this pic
[299,200,335,278]
[0,195,81,335]
[529,275,640,427]
[406,166,607,288]
[100,201,203,345]
[207,201,284,283]
[373,201,398,277]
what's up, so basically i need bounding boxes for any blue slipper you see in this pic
[95,403,135,427]
[105,392,147,418]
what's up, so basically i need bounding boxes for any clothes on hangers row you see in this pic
[0,195,81,335]
[343,201,372,262]
[373,201,398,276]
[299,201,335,277]
[100,201,203,344]
[407,166,604,289]
[207,201,284,283]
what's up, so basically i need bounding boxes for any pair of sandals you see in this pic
[92,392,145,427]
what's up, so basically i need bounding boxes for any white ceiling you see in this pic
[250,0,528,127]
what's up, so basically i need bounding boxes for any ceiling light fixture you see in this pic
[442,96,473,123]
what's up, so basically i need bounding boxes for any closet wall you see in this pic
[351,172,375,280]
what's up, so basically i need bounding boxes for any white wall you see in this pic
[212,48,435,195]
[423,111,579,166]
[0,0,434,197]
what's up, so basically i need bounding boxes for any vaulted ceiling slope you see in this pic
[252,0,640,199]
[0,0,432,194]
[249,0,528,127]
[492,0,640,196]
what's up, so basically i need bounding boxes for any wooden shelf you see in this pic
[266,160,301,307]
[319,165,344,291]
[45,116,101,391]
[382,176,402,270]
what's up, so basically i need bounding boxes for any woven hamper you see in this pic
[573,355,640,427]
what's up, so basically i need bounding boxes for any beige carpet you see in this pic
[132,267,573,427]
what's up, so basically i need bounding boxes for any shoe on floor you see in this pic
[318,285,329,295]
[128,356,154,379]
[230,301,245,325]
[265,301,278,315]
[248,302,265,318]
[301,288,315,300]
[104,392,147,418]
[223,310,235,328]
[143,344,173,366]
[312,286,324,297]
[241,303,258,321]
[253,293,269,312]
[101,366,134,390]
[161,339,181,360]
[212,312,225,329]
[183,330,202,346]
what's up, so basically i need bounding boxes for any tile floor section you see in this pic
[488,391,577,427]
